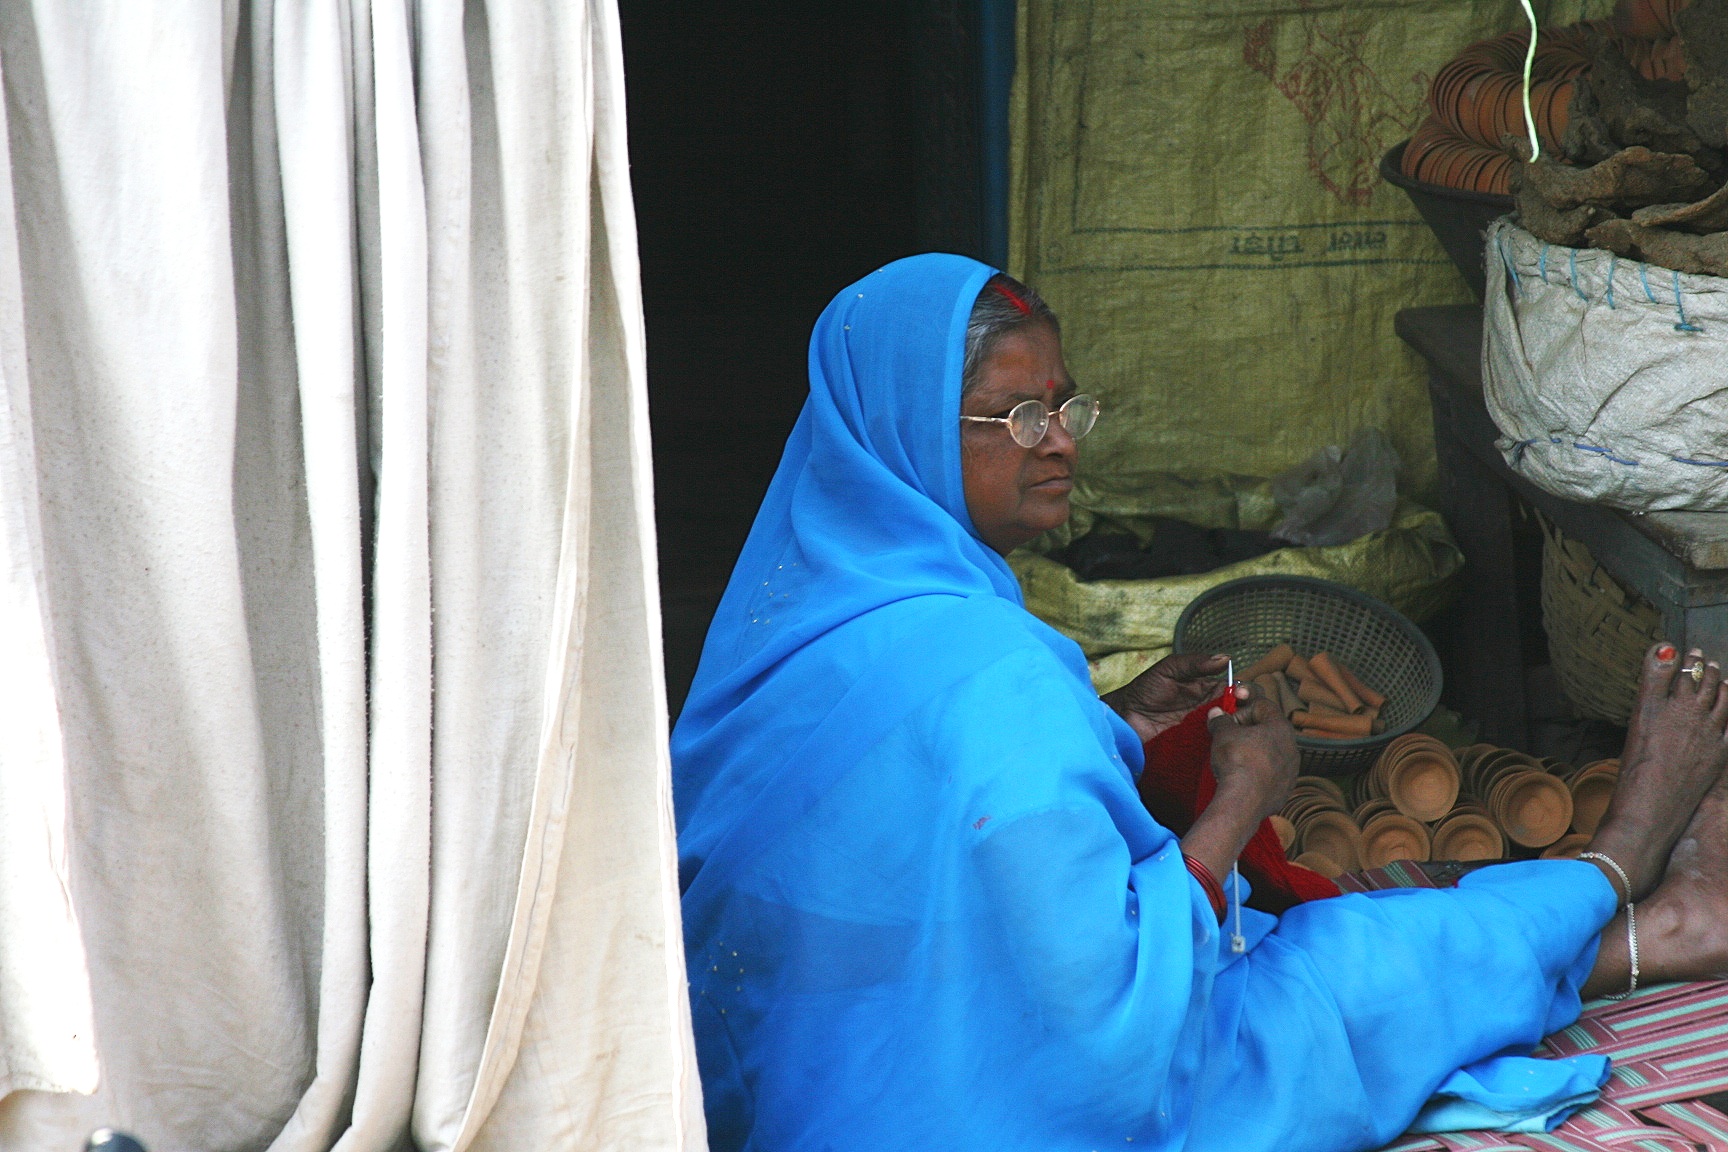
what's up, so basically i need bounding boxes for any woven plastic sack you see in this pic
[1011,0,1610,509]
[1011,471,1464,693]
[1483,218,1728,512]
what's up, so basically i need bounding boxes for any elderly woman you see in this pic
[672,253,1728,1152]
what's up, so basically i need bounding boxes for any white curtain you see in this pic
[0,2,704,1150]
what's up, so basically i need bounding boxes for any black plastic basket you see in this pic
[1173,575,1443,776]
[1381,140,1514,302]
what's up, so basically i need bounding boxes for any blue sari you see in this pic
[672,254,1617,1152]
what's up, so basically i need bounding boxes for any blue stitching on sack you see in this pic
[1539,245,1551,283]
[1640,264,1658,304]
[1527,443,1728,470]
[1606,254,1617,309]
[1568,249,1588,301]
[1573,442,1641,466]
[1673,270,1702,332]
[1498,234,1522,295]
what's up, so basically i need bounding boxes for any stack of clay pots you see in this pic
[1557,758,1621,837]
[1400,0,1691,197]
[1405,25,1592,196]
[1457,745,1577,851]
[1278,737,1621,878]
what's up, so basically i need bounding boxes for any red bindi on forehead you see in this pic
[1045,379,1056,393]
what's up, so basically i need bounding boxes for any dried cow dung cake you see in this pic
[1631,179,1728,230]
[1585,216,1728,275]
[1564,27,1708,162]
[1513,170,1615,245]
[1678,0,1728,148]
[1523,146,1715,209]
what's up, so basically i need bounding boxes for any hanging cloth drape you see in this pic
[0,2,702,1150]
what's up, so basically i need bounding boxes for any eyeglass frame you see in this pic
[960,393,1100,448]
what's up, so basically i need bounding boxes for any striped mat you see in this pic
[1337,865,1728,1150]
[1376,981,1728,1149]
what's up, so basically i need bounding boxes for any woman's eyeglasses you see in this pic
[961,394,1099,448]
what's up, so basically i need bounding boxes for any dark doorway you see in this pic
[622,2,991,716]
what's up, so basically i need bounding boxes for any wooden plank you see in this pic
[1633,511,1728,572]
[1427,367,1528,748]
[1394,305,1481,393]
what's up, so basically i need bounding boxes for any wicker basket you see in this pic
[1539,516,1660,724]
[1173,576,1443,776]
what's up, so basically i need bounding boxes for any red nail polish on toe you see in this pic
[1658,644,1678,661]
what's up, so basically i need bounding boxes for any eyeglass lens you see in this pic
[1007,395,1098,447]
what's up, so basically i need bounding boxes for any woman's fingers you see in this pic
[1152,651,1229,684]
[1236,689,1282,727]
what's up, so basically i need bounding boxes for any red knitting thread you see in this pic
[1139,694,1340,911]
[993,283,1033,316]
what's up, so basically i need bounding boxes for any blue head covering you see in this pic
[675,252,1014,721]
[672,253,1047,878]
[670,254,1617,1152]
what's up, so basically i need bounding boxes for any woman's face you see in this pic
[960,321,1078,555]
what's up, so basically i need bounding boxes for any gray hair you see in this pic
[960,274,1060,397]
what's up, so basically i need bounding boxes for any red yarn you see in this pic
[1138,694,1341,911]
[993,283,1033,316]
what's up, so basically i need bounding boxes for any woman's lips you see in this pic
[1029,475,1073,492]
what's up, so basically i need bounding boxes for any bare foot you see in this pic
[1628,772,1728,983]
[1620,642,1682,767]
[1588,643,1728,900]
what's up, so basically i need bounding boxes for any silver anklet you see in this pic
[1579,851,1639,1001]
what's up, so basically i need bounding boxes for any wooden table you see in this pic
[1397,304,1728,747]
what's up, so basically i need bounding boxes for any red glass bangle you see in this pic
[1184,854,1227,922]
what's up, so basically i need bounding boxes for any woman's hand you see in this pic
[1101,652,1229,743]
[1179,687,1301,884]
[1206,690,1300,823]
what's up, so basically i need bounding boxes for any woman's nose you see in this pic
[1038,417,1078,457]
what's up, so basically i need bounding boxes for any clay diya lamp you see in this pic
[1456,744,1496,781]
[1432,812,1504,862]
[1299,810,1363,873]
[1541,832,1591,860]
[1295,775,1349,809]
[1569,761,1620,836]
[1387,745,1460,823]
[1361,812,1432,868]
[1294,851,1343,879]
[1269,814,1298,855]
[1490,770,1574,849]
[1353,797,1397,826]
[1475,750,1540,799]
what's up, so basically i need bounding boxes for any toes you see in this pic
[1676,649,1708,703]
[1641,641,1682,705]
[1700,659,1723,709]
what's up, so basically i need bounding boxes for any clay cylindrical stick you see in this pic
[1297,678,1348,712]
[1308,652,1365,713]
[1293,710,1373,738]
[1286,653,1313,682]
[1242,643,1296,682]
[1272,671,1302,717]
[1334,660,1386,710]
[1253,673,1282,704]
[1297,728,1344,740]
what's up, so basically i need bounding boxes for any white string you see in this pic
[1230,863,1246,953]
[1518,0,1542,161]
